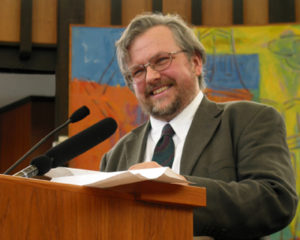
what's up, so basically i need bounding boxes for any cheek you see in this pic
[133,82,146,97]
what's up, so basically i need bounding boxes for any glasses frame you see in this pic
[127,50,186,84]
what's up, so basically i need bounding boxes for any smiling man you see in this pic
[100,13,298,239]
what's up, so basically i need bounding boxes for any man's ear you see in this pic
[191,54,203,76]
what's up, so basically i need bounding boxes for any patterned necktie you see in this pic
[152,124,175,167]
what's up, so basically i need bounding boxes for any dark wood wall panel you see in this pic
[111,0,122,25]
[0,103,31,172]
[269,0,295,23]
[233,0,243,24]
[20,0,33,60]
[55,0,85,134]
[1,0,299,43]
[191,0,202,25]
[152,0,162,13]
[0,97,54,174]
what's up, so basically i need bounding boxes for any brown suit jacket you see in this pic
[100,96,298,239]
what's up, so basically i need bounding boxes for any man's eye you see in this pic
[132,68,145,77]
[154,56,169,66]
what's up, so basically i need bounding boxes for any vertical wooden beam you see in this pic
[111,0,122,25]
[85,0,111,26]
[191,0,202,25]
[122,0,152,26]
[55,0,84,132]
[244,0,268,25]
[20,0,32,60]
[163,0,192,23]
[202,0,233,26]
[269,0,295,23]
[0,0,21,42]
[32,0,57,44]
[295,0,300,22]
[233,0,243,24]
[152,0,162,13]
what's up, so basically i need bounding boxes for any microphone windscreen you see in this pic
[46,117,117,167]
[69,106,90,123]
[31,155,53,175]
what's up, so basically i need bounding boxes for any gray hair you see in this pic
[115,12,207,91]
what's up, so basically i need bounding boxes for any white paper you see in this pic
[46,167,188,188]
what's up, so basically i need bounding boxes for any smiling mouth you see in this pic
[151,85,172,96]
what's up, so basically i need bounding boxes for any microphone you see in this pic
[13,155,53,178]
[13,117,118,178]
[4,105,90,175]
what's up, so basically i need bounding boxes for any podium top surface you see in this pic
[0,174,206,207]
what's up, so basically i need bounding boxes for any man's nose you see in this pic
[145,65,161,83]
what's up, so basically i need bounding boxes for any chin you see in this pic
[150,99,181,119]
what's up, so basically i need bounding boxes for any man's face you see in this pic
[127,25,202,121]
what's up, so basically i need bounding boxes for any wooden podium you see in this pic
[0,174,206,239]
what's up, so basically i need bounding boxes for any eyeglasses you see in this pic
[127,50,186,84]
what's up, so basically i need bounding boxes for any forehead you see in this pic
[128,25,179,65]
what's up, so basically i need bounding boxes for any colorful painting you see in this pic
[69,25,300,239]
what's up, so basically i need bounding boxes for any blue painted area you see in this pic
[71,27,125,86]
[205,54,260,90]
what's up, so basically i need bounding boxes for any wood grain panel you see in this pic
[163,0,192,23]
[32,0,57,44]
[296,0,300,22]
[122,0,152,26]
[0,103,31,173]
[0,97,54,174]
[243,0,268,25]
[0,175,199,239]
[0,0,21,42]
[85,0,111,26]
[202,0,233,26]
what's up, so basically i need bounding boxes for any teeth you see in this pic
[153,86,169,95]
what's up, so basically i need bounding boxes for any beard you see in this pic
[142,94,181,119]
[137,77,198,120]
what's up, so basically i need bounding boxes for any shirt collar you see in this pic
[150,91,203,142]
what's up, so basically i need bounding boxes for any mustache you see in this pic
[144,79,175,95]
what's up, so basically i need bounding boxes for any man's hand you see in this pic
[129,161,187,183]
[129,161,162,170]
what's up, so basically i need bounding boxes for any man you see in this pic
[100,13,298,239]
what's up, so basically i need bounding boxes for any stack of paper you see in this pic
[45,167,188,188]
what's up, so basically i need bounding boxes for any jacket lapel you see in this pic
[124,122,151,168]
[180,96,223,175]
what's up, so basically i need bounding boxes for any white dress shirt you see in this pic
[144,91,204,174]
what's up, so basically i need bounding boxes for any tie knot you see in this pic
[162,124,175,137]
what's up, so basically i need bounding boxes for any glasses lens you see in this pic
[129,65,146,82]
[128,52,174,83]
[151,53,172,71]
